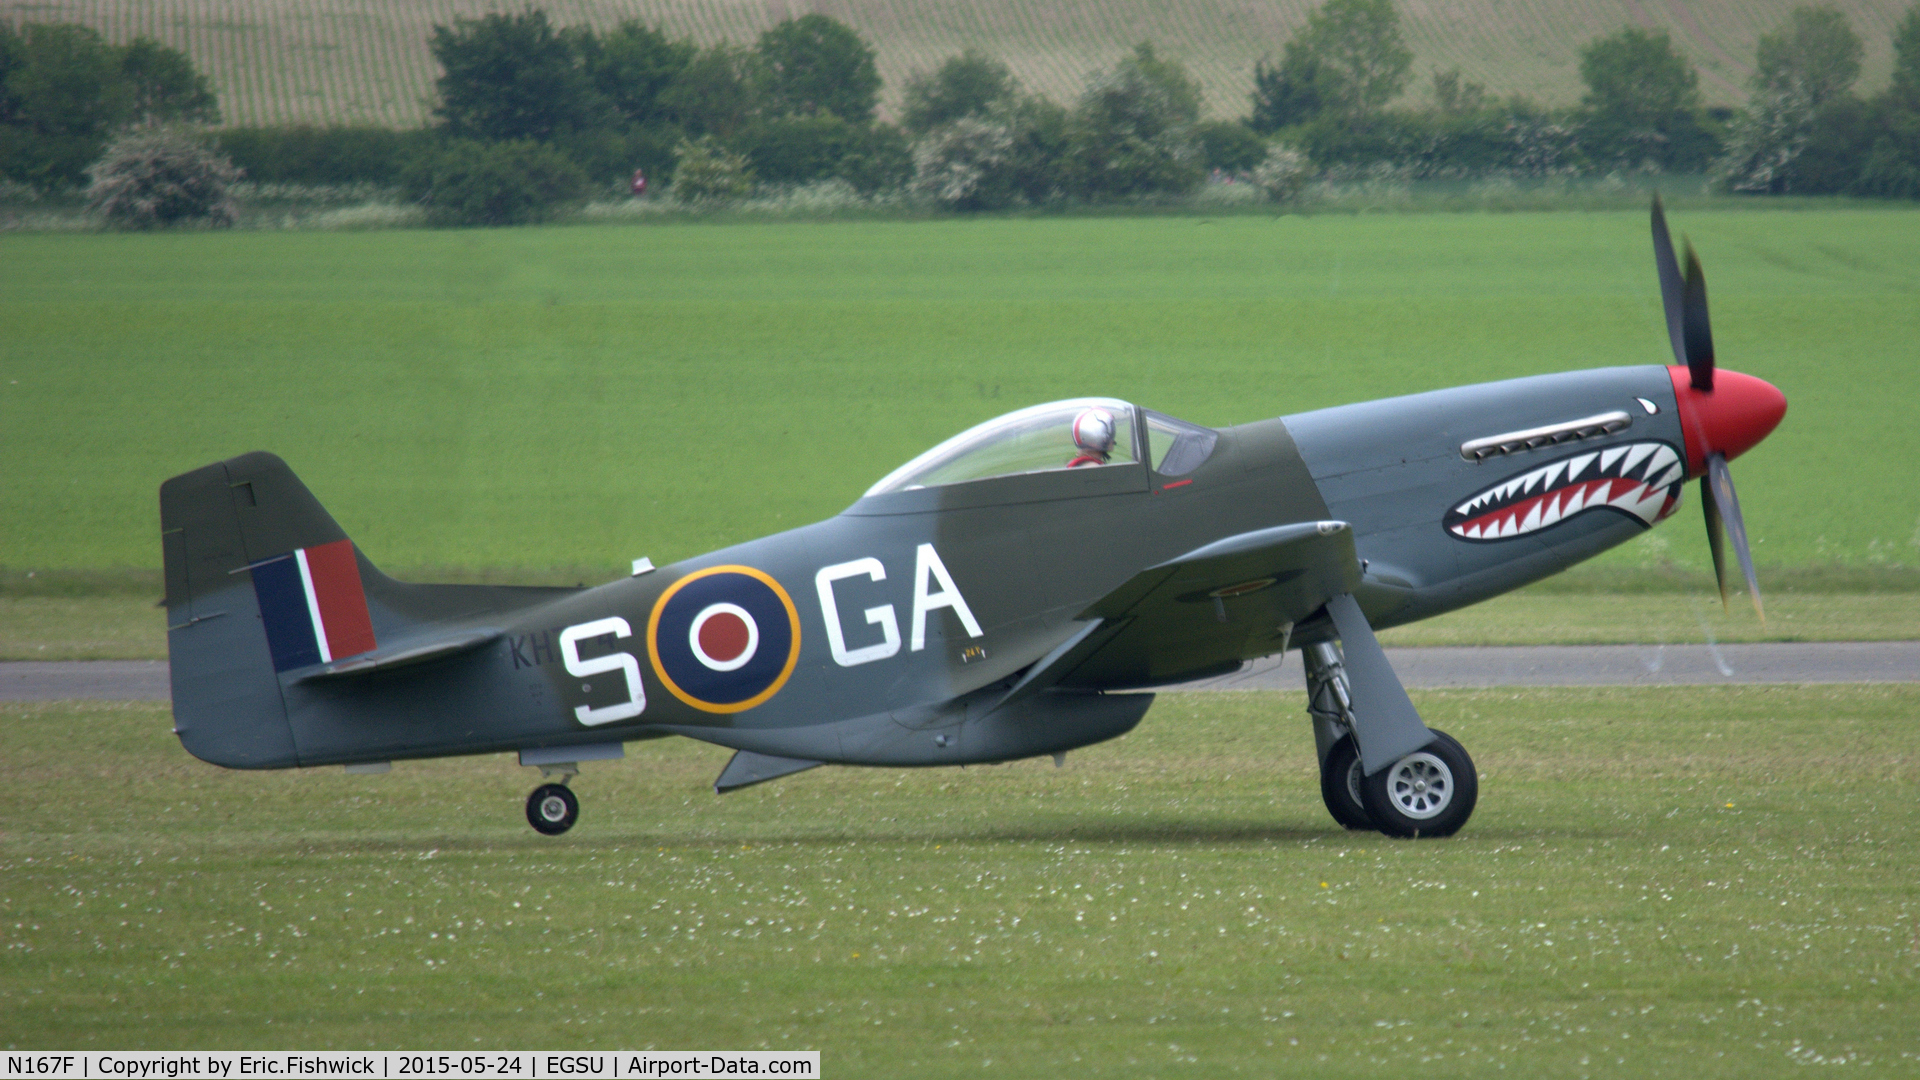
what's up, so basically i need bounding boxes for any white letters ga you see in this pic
[817,544,982,668]
[560,617,645,725]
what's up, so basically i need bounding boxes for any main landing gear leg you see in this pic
[1305,642,1372,831]
[1311,594,1480,838]
[526,762,580,835]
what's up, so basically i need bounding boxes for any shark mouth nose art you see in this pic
[1445,441,1685,542]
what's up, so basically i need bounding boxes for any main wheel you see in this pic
[526,783,579,835]
[1358,728,1477,839]
[1319,735,1375,831]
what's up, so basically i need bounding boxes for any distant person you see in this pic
[1067,407,1118,467]
[630,169,648,198]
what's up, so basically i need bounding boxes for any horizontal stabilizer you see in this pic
[715,750,824,793]
[294,628,502,681]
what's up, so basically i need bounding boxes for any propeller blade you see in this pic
[1704,452,1765,623]
[1682,242,1716,391]
[1650,195,1688,370]
[1701,474,1728,609]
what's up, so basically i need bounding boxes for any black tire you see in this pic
[1319,735,1376,831]
[1358,728,1477,839]
[526,783,579,835]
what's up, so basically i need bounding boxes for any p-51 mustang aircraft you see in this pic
[160,201,1784,838]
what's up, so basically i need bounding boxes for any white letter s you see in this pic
[560,617,645,726]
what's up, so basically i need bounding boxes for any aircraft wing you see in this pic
[996,521,1361,704]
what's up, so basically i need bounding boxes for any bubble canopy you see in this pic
[865,399,1139,496]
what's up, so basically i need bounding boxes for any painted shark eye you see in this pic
[1444,442,1684,541]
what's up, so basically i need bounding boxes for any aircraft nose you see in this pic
[1667,366,1787,476]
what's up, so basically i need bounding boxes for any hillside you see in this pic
[5,0,1914,129]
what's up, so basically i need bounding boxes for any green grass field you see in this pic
[12,0,1918,127]
[4,211,1917,584]
[2,687,1915,1071]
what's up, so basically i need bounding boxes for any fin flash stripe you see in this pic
[253,539,376,671]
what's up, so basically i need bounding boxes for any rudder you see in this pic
[161,452,365,768]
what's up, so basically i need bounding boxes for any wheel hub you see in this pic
[1384,752,1453,820]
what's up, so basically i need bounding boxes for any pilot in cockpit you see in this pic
[1067,406,1118,467]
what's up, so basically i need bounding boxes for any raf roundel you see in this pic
[648,566,801,713]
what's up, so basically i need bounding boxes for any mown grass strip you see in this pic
[1,687,1913,1073]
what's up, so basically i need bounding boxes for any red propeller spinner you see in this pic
[1667,365,1787,478]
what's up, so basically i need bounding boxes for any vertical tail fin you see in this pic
[161,452,371,768]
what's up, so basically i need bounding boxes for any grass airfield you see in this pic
[4,209,1917,1068]
[4,210,1918,578]
[3,687,1916,1072]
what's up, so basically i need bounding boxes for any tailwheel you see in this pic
[526,783,579,835]
[1318,734,1375,831]
[1358,729,1477,839]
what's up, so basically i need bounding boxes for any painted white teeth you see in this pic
[1450,441,1684,540]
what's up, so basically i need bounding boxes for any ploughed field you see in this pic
[1,686,1915,1072]
[3,211,1915,582]
[14,0,1920,126]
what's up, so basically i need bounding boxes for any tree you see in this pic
[668,136,753,201]
[1250,54,1326,133]
[902,50,1018,135]
[1250,0,1410,131]
[1431,68,1488,116]
[1,23,132,188]
[1196,119,1268,172]
[1859,2,1920,197]
[1754,5,1863,110]
[912,116,1019,209]
[1719,7,1864,192]
[4,23,130,139]
[120,37,219,124]
[754,14,879,123]
[429,11,604,142]
[579,21,694,129]
[1249,144,1310,200]
[1578,27,1717,170]
[86,126,238,228]
[1893,0,1920,110]
[657,44,760,138]
[1064,43,1204,199]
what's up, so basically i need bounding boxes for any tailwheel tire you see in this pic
[1319,735,1375,831]
[526,783,579,835]
[1358,728,1477,839]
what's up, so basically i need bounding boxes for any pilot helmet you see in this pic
[1072,407,1118,454]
